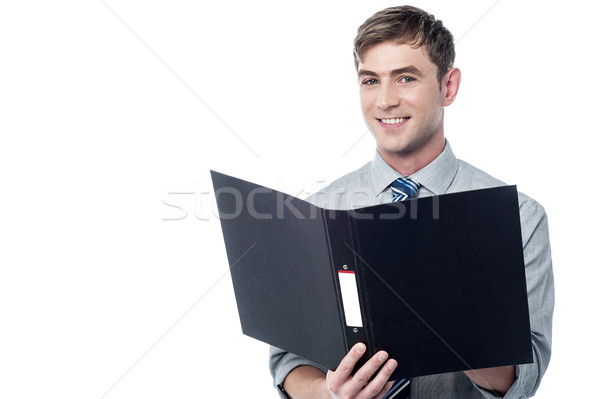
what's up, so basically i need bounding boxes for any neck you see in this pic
[378,134,446,176]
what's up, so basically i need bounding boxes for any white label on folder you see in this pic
[338,270,363,327]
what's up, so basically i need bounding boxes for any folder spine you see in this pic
[322,209,372,364]
[347,214,377,359]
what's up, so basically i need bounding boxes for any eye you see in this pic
[398,76,416,84]
[362,78,379,86]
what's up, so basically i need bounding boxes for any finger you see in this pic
[348,351,391,394]
[328,343,367,391]
[373,380,395,399]
[361,359,398,399]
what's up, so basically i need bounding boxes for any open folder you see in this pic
[211,170,533,379]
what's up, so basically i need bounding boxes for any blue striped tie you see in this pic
[391,178,419,202]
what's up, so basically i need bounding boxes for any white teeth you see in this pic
[380,117,407,124]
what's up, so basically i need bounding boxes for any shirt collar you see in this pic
[369,140,459,196]
[369,150,402,196]
[411,140,459,195]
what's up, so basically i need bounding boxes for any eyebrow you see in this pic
[358,65,424,78]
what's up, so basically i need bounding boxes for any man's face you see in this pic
[358,41,449,162]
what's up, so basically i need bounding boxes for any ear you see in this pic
[442,67,461,106]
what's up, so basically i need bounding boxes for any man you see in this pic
[270,6,553,399]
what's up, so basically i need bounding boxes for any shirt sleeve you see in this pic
[269,346,329,399]
[472,197,555,398]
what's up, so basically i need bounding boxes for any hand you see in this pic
[325,343,397,399]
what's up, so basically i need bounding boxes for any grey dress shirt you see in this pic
[269,142,554,399]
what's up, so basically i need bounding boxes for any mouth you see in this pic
[377,117,410,125]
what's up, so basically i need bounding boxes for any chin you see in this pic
[378,129,442,156]
[376,138,416,155]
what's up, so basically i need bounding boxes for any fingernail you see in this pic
[356,344,366,354]
[377,353,387,362]
[388,360,397,370]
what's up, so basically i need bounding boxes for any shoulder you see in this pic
[454,159,506,190]
[456,159,547,226]
[305,162,372,208]
[324,162,371,191]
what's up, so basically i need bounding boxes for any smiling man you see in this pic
[270,6,553,399]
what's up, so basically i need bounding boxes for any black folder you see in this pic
[211,170,533,379]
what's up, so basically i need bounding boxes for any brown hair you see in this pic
[353,6,455,84]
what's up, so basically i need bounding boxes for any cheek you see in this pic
[407,91,440,116]
[359,91,375,111]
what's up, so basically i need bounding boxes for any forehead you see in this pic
[358,42,435,74]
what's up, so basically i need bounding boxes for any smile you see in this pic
[378,117,409,124]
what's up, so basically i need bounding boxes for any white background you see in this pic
[1,1,598,398]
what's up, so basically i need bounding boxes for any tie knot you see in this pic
[391,178,419,202]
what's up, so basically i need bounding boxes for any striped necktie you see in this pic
[384,378,411,399]
[391,177,419,202]
[383,177,419,399]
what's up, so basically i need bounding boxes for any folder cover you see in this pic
[211,170,533,379]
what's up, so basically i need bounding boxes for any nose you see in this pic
[376,84,400,110]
